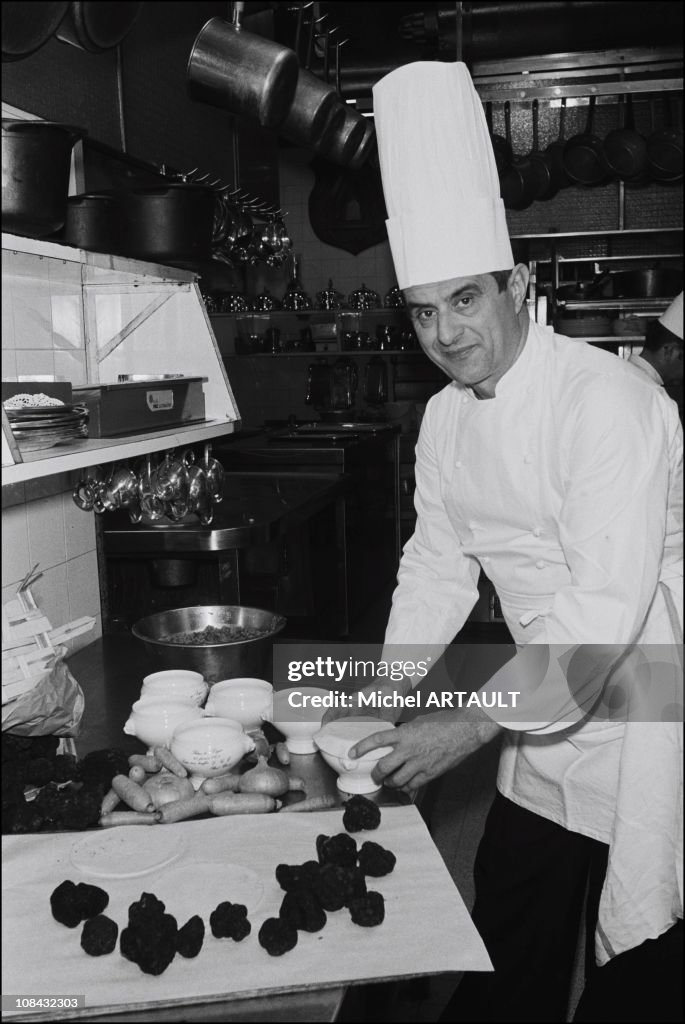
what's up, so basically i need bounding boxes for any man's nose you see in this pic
[436,313,461,348]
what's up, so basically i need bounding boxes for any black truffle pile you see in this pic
[2,737,128,835]
[267,802,395,951]
[120,893,179,976]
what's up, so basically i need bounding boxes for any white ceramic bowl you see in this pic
[123,698,205,752]
[265,686,331,754]
[141,669,208,707]
[204,677,273,731]
[313,717,397,793]
[170,717,255,787]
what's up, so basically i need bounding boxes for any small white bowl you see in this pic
[123,698,205,752]
[141,670,208,707]
[313,718,397,794]
[170,717,255,788]
[265,686,331,754]
[205,677,273,731]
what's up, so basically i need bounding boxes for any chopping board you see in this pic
[2,806,491,1020]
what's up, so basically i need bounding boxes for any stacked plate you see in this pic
[5,403,89,451]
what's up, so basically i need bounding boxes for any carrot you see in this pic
[100,788,121,816]
[112,773,155,813]
[100,810,160,827]
[275,742,290,766]
[205,792,280,816]
[128,764,147,785]
[128,753,161,773]
[280,794,338,813]
[153,746,188,778]
[200,773,241,795]
[157,792,211,824]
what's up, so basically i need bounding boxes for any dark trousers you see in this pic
[440,793,683,1023]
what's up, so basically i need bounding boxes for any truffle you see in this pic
[342,795,381,833]
[258,917,298,956]
[275,860,321,893]
[50,880,109,928]
[316,833,358,868]
[24,757,55,788]
[176,915,205,958]
[209,902,251,941]
[81,915,118,956]
[313,864,365,912]
[279,889,326,933]
[119,905,178,976]
[348,890,385,927]
[358,841,397,877]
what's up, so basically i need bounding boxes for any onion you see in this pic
[143,772,195,808]
[238,756,290,798]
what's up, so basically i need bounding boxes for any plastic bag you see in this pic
[1,647,85,736]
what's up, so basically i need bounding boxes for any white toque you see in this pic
[373,61,514,290]
[658,291,683,341]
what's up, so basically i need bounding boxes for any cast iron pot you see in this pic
[55,1,141,52]
[603,94,648,182]
[62,192,120,252]
[2,120,82,238]
[117,184,226,264]
[1,1,69,61]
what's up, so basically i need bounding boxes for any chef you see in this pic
[628,291,683,389]
[327,63,683,1022]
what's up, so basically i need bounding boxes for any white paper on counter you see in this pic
[2,805,492,1018]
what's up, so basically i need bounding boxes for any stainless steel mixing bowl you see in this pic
[131,605,286,684]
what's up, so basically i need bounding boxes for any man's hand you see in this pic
[349,713,502,793]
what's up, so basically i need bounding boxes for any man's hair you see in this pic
[643,319,683,354]
[490,269,513,293]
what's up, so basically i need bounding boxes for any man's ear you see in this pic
[509,263,530,314]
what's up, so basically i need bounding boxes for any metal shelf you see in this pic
[557,298,673,311]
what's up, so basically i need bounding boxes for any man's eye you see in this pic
[456,295,473,308]
[416,310,435,325]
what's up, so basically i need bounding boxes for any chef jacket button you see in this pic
[532,527,542,538]
[535,559,546,570]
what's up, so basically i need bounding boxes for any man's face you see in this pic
[404,269,525,397]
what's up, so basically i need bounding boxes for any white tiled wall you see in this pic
[1,250,87,385]
[1,475,102,655]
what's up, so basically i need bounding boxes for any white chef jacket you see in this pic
[627,351,664,387]
[384,320,683,963]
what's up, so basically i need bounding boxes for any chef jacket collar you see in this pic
[454,320,533,402]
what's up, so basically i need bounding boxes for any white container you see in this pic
[313,718,397,793]
[265,686,331,754]
[204,677,273,731]
[141,669,208,707]
[123,698,204,752]
[170,717,255,787]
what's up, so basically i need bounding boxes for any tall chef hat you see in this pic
[373,61,514,290]
[658,291,683,341]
